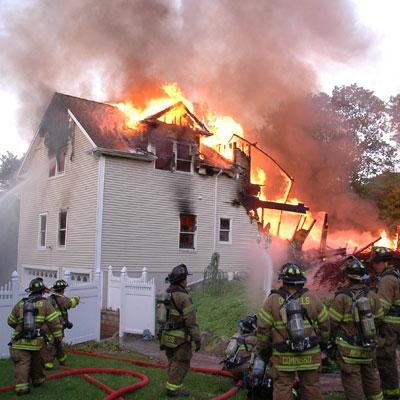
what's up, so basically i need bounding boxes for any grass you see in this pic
[190,280,263,344]
[0,351,246,400]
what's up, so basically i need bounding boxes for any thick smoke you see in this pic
[0,0,372,139]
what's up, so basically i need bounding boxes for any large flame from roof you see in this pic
[115,83,398,253]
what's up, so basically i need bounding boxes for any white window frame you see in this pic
[174,142,193,174]
[218,217,232,245]
[38,213,48,250]
[178,213,197,252]
[57,210,68,249]
[153,140,194,174]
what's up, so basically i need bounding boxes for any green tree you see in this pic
[331,84,397,183]
[356,172,400,230]
[0,151,22,192]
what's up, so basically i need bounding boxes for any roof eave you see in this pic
[91,147,156,162]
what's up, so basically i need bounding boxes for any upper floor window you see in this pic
[49,145,68,177]
[38,213,47,249]
[179,214,197,249]
[58,210,68,247]
[154,140,193,173]
[219,218,232,244]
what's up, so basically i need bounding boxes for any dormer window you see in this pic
[49,145,68,177]
[154,140,193,173]
[176,143,192,173]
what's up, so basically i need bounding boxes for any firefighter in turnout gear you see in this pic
[370,247,400,399]
[223,315,273,399]
[158,264,201,398]
[329,257,384,400]
[7,278,62,396]
[256,262,330,400]
[43,279,80,369]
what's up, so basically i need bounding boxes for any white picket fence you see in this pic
[0,270,101,359]
[107,266,156,336]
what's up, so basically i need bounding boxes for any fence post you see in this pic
[141,267,148,282]
[94,269,102,341]
[107,265,112,309]
[64,270,71,285]
[11,270,19,304]
[119,267,127,338]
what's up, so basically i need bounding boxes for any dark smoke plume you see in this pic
[0,0,372,139]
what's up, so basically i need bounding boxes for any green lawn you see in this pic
[0,351,246,400]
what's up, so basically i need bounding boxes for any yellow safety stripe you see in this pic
[169,309,181,317]
[380,297,392,309]
[12,344,40,351]
[273,346,321,357]
[383,316,400,324]
[276,363,320,371]
[182,304,195,317]
[46,311,59,322]
[15,383,29,389]
[374,308,384,318]
[164,330,186,338]
[58,355,67,362]
[8,314,17,323]
[258,309,273,326]
[367,392,384,400]
[273,320,315,330]
[35,316,45,322]
[393,299,400,306]
[166,382,183,391]
[317,306,329,323]
[383,388,400,397]
[329,308,343,322]
[342,356,372,364]
[53,330,63,338]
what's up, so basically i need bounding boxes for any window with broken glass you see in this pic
[58,210,67,247]
[219,218,231,243]
[179,214,197,249]
[38,213,47,248]
[49,144,68,177]
[176,142,192,172]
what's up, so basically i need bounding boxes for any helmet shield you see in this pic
[26,278,45,293]
[344,257,369,281]
[51,279,69,292]
[278,263,306,285]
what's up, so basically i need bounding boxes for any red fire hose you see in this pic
[0,349,242,400]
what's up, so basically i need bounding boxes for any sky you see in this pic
[0,0,399,158]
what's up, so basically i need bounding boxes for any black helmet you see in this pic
[166,264,191,285]
[52,279,68,292]
[370,246,392,263]
[278,262,306,285]
[344,257,369,281]
[25,277,46,293]
[239,315,257,334]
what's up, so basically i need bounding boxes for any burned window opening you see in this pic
[179,214,196,249]
[176,142,192,173]
[58,210,67,247]
[155,140,174,171]
[49,144,68,177]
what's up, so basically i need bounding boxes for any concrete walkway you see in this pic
[117,335,343,393]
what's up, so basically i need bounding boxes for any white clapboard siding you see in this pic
[17,123,99,274]
[101,156,259,273]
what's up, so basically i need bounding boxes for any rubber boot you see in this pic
[166,389,190,397]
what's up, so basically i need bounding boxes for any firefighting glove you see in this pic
[195,341,201,352]
[73,296,80,305]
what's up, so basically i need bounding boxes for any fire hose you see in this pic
[0,349,243,400]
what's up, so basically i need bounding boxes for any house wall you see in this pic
[17,123,99,282]
[101,156,260,276]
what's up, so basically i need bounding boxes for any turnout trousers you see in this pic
[271,366,322,400]
[10,347,45,394]
[338,356,383,400]
[165,342,192,393]
[377,325,400,399]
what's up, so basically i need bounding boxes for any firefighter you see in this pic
[256,262,330,400]
[7,278,63,396]
[159,264,201,398]
[370,246,400,399]
[223,315,273,399]
[329,257,384,400]
[43,279,80,369]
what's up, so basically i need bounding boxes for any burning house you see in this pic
[16,89,308,289]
